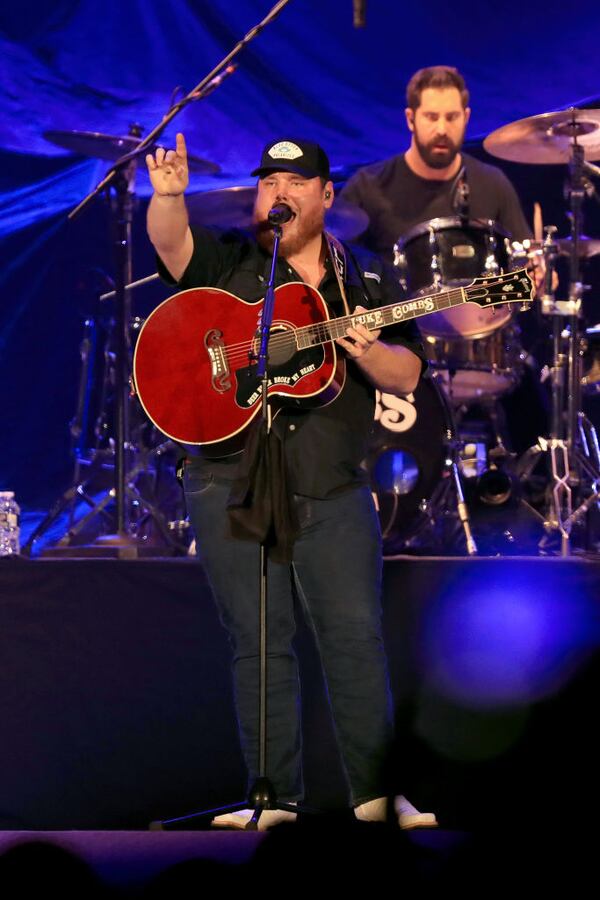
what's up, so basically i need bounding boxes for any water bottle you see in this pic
[0,491,20,557]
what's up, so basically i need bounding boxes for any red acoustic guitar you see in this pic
[133,268,534,449]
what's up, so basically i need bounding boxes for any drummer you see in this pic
[340,65,533,261]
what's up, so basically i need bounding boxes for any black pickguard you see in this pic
[234,345,325,409]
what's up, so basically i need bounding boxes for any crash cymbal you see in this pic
[556,235,600,258]
[186,186,254,227]
[521,235,600,258]
[43,130,220,175]
[484,108,600,164]
[185,186,369,240]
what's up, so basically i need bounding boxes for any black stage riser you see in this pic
[0,557,598,829]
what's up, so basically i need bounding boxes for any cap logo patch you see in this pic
[268,141,303,161]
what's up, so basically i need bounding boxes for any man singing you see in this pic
[145,135,435,829]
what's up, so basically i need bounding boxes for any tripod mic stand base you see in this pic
[248,775,278,810]
[149,783,318,831]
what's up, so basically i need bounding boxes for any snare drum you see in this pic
[425,324,523,403]
[394,217,522,401]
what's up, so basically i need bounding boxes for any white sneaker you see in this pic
[354,795,438,829]
[394,795,438,830]
[211,806,297,831]
[354,796,388,822]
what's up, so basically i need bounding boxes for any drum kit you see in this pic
[25,106,600,557]
[370,107,600,557]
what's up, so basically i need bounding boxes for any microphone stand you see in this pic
[244,220,297,826]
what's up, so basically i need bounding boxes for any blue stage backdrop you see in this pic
[1,0,600,506]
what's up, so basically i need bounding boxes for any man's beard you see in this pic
[254,207,325,256]
[414,130,463,170]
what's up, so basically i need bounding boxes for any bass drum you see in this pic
[364,377,448,551]
[394,217,522,401]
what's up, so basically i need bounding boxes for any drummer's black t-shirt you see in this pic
[340,152,532,261]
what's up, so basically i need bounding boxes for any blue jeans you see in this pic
[184,463,393,806]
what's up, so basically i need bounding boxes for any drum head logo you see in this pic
[374,390,417,432]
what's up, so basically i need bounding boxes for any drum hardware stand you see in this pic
[548,141,600,553]
[414,373,478,555]
[23,435,184,557]
[22,289,185,557]
[49,439,181,550]
[31,122,147,557]
[518,143,600,554]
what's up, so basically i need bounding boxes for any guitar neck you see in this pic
[296,284,466,349]
[342,285,466,334]
[295,267,533,350]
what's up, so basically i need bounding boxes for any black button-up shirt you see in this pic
[158,226,426,499]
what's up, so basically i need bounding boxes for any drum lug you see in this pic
[393,243,408,292]
[484,222,500,275]
[428,222,443,287]
[393,243,406,270]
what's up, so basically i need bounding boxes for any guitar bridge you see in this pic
[204,329,231,393]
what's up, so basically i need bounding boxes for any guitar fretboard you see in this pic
[296,287,465,349]
[295,268,532,350]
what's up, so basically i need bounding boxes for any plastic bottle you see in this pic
[0,491,20,556]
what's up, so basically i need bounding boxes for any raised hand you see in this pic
[146,132,189,197]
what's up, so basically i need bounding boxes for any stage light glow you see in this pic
[373,449,419,496]
[418,564,599,708]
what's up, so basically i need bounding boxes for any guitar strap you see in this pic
[324,231,351,316]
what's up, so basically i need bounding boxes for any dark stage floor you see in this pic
[0,825,592,895]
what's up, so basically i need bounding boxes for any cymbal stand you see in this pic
[433,375,478,555]
[27,123,145,555]
[22,289,185,556]
[519,140,600,554]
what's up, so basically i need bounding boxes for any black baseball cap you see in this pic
[251,138,330,180]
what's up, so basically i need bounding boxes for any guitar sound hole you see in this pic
[253,325,296,367]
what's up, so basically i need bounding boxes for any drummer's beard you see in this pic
[415,130,464,170]
[253,207,325,258]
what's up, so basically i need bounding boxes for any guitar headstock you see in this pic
[465,267,535,309]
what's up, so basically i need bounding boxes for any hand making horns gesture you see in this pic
[146,132,189,197]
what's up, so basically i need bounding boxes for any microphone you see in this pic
[267,203,294,226]
[453,166,469,217]
[353,0,366,27]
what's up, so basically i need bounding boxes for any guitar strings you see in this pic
[220,287,468,366]
[220,286,467,364]
[216,272,529,367]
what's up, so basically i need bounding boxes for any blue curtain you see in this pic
[1,0,599,503]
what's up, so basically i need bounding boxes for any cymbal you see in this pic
[556,235,600,258]
[520,235,600,258]
[43,130,220,175]
[185,186,369,240]
[484,108,600,164]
